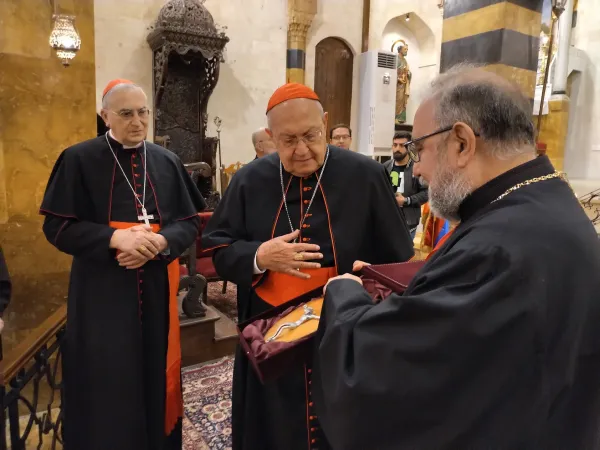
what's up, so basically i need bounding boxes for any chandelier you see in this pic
[48,14,81,67]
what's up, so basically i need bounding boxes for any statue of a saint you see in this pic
[394,42,412,125]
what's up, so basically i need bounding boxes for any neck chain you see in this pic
[105,132,151,224]
[280,147,330,242]
[492,171,566,203]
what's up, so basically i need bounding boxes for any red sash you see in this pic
[254,267,338,306]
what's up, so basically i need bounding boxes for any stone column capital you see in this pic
[288,0,317,27]
[288,21,312,42]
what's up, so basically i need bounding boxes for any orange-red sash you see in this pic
[254,267,338,306]
[110,221,182,435]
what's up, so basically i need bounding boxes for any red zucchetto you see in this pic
[266,83,321,114]
[102,78,134,98]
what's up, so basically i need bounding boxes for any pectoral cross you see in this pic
[137,207,154,226]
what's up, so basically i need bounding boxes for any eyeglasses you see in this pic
[404,125,479,162]
[331,135,351,141]
[276,129,323,149]
[110,108,151,121]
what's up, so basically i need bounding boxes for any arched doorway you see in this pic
[314,37,353,131]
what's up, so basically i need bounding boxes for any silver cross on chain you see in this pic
[105,132,155,225]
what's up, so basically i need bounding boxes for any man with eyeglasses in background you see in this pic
[40,79,206,450]
[203,82,414,450]
[329,123,352,150]
[383,131,428,239]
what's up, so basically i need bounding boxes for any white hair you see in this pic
[101,83,145,109]
[251,127,267,147]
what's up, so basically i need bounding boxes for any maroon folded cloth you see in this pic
[241,302,314,361]
[360,260,426,295]
[362,278,393,303]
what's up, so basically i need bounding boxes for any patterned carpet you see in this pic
[182,356,234,450]
[207,281,238,323]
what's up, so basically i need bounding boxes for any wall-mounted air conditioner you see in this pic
[357,50,397,157]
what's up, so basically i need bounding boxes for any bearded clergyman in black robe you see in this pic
[202,83,415,450]
[314,66,600,449]
[40,79,206,450]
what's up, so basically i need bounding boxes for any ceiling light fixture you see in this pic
[48,1,81,67]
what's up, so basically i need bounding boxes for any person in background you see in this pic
[383,131,428,238]
[329,124,352,150]
[252,127,277,159]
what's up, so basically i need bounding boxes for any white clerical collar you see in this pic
[108,129,143,149]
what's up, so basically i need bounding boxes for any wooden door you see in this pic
[314,37,353,130]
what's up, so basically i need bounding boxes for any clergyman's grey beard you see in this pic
[428,165,472,223]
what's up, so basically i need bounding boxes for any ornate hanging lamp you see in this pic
[48,14,81,67]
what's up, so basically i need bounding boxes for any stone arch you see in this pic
[379,11,440,124]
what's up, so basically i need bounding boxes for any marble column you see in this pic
[552,0,574,95]
[287,0,317,84]
[441,0,544,100]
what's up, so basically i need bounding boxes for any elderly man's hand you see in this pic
[323,273,363,295]
[256,230,323,279]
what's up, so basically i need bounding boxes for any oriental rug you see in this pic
[207,281,238,323]
[182,356,234,450]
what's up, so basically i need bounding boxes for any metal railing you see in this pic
[0,305,67,450]
[578,189,600,226]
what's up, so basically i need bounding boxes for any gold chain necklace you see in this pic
[492,171,567,203]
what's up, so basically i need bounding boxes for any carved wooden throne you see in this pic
[147,0,228,206]
[147,0,229,318]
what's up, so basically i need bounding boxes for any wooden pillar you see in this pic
[287,0,317,84]
[361,0,371,53]
[440,0,543,100]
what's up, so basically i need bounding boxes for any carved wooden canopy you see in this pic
[146,0,229,105]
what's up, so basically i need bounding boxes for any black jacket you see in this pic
[383,159,428,228]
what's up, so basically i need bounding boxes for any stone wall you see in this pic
[94,0,444,164]
[565,0,600,179]
[0,0,96,350]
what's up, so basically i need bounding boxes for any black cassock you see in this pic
[314,156,600,450]
[203,146,415,450]
[40,134,205,450]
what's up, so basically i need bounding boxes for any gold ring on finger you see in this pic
[293,252,304,261]
[139,245,147,252]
